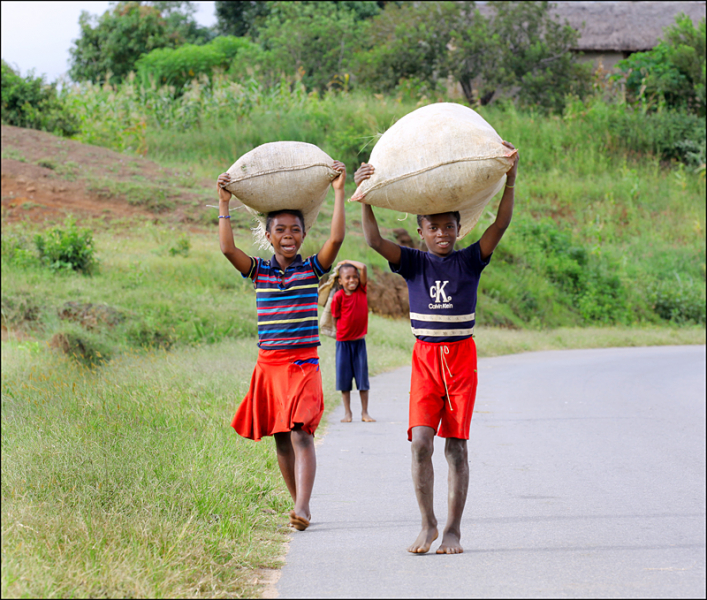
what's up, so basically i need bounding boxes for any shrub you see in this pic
[34,218,98,274]
[136,36,253,91]
[1,60,79,136]
[649,279,706,324]
[168,236,191,257]
[1,231,40,268]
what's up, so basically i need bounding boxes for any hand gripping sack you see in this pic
[222,141,339,247]
[350,103,517,238]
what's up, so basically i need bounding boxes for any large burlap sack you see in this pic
[350,103,517,238]
[222,141,339,247]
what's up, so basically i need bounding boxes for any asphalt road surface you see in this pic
[276,346,706,599]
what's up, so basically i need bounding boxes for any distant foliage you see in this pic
[355,0,591,113]
[614,14,705,117]
[239,1,363,93]
[34,218,98,274]
[1,60,79,136]
[136,36,253,90]
[69,1,211,84]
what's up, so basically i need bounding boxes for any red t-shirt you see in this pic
[330,285,368,341]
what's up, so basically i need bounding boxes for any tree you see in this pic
[215,1,270,37]
[615,14,705,116]
[354,1,458,94]
[245,1,364,92]
[69,1,210,84]
[488,1,591,113]
[1,60,79,136]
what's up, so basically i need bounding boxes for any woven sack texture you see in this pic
[350,103,517,238]
[223,141,338,247]
[319,292,337,339]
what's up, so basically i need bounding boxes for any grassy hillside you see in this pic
[2,90,705,598]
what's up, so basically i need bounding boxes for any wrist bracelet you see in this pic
[219,215,231,219]
[505,183,515,188]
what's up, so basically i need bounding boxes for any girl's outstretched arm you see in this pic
[316,161,346,271]
[217,172,254,275]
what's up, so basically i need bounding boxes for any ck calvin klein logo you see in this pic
[429,280,451,303]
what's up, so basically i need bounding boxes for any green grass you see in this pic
[2,81,706,597]
[3,225,704,599]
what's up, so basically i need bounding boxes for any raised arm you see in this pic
[337,259,368,287]
[355,163,401,265]
[479,141,519,262]
[217,172,254,275]
[316,161,346,271]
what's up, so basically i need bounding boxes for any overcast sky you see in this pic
[1,0,217,82]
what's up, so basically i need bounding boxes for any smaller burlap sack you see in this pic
[350,103,517,238]
[223,141,339,248]
[317,265,341,339]
[319,293,337,339]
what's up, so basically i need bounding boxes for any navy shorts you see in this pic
[335,338,369,392]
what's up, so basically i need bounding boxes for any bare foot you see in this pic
[341,413,352,423]
[436,531,463,554]
[289,510,310,531]
[407,526,438,554]
[362,413,376,422]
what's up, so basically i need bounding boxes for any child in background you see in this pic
[330,260,375,423]
[356,141,518,554]
[216,160,346,531]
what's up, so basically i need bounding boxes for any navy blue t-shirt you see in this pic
[390,242,491,343]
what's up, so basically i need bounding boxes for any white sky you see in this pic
[1,0,217,82]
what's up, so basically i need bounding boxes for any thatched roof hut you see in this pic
[550,1,705,53]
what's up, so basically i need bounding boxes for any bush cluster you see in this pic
[1,60,79,136]
[33,218,98,274]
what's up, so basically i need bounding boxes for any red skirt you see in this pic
[232,347,324,441]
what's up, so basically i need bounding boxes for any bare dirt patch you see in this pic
[1,124,214,227]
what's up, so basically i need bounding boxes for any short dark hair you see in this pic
[338,263,359,279]
[416,211,461,228]
[266,209,305,232]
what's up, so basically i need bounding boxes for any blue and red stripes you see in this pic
[246,254,328,350]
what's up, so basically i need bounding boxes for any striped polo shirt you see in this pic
[244,254,329,350]
[390,242,490,343]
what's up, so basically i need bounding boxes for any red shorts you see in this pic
[232,347,324,441]
[408,337,478,441]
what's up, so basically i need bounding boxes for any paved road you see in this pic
[276,346,706,599]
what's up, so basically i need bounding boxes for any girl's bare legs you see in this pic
[274,432,296,502]
[290,427,316,520]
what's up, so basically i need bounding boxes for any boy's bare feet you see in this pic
[362,413,376,422]
[436,530,463,554]
[289,510,311,531]
[341,413,353,423]
[407,526,438,554]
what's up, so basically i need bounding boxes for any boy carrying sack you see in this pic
[330,260,375,423]
[217,160,346,531]
[356,141,519,554]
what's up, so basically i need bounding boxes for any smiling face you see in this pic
[338,265,360,294]
[417,213,459,257]
[265,213,305,259]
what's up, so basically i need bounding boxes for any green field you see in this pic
[2,84,706,598]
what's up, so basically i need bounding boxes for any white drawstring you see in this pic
[440,345,453,411]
